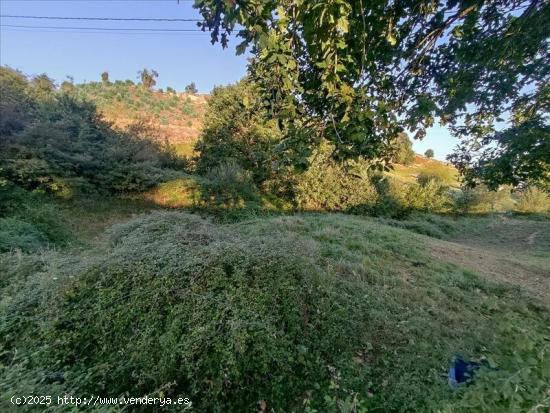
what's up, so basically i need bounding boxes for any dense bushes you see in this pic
[0,184,72,252]
[0,67,182,195]
[2,212,549,412]
[195,79,283,185]
[390,132,415,165]
[195,80,437,215]
[515,187,550,213]
[292,143,378,211]
[404,173,451,212]
[200,161,260,208]
[0,213,371,411]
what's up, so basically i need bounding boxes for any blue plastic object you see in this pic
[448,356,481,388]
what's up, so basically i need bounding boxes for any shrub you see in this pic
[1,84,182,195]
[514,187,550,213]
[138,68,158,90]
[200,161,260,208]
[0,66,35,135]
[0,184,72,250]
[0,212,373,412]
[366,174,409,217]
[2,212,548,412]
[195,79,283,185]
[452,185,515,214]
[404,173,451,212]
[184,82,198,94]
[0,217,49,252]
[425,149,434,158]
[390,132,415,165]
[293,142,378,212]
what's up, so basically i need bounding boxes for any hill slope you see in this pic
[72,81,207,147]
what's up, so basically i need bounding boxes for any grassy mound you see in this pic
[1,212,549,412]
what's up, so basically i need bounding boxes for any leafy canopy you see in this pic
[194,0,549,187]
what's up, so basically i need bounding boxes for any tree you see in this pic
[0,66,34,135]
[194,0,550,187]
[101,71,110,84]
[184,82,198,94]
[195,79,283,185]
[138,68,159,90]
[425,149,434,159]
[29,74,55,103]
[391,133,415,165]
[166,86,176,94]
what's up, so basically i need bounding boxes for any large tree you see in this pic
[194,0,549,187]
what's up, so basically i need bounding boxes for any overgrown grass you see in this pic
[389,156,459,187]
[1,208,548,412]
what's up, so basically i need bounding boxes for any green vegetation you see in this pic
[1,59,549,413]
[425,149,434,159]
[195,80,549,217]
[195,0,549,190]
[0,68,183,196]
[1,208,549,412]
[138,68,159,90]
[184,82,198,94]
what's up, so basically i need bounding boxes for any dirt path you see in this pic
[427,217,550,307]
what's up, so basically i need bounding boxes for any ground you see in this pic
[428,216,550,307]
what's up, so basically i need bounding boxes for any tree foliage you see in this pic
[184,82,198,94]
[425,149,435,159]
[138,68,159,90]
[195,79,284,185]
[391,133,415,165]
[0,66,180,195]
[194,0,550,188]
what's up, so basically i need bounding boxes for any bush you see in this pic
[200,161,260,208]
[1,81,182,195]
[0,184,72,250]
[514,187,550,213]
[0,67,36,135]
[2,212,548,412]
[452,185,515,214]
[403,173,451,213]
[195,79,283,185]
[390,132,415,165]
[0,217,49,252]
[0,212,372,412]
[293,142,378,212]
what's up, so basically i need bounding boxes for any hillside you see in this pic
[71,81,207,156]
[2,67,549,412]
[390,155,459,187]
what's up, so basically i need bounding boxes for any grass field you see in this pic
[1,192,548,412]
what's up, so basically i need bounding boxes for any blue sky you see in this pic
[0,0,457,160]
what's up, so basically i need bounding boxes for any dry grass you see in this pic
[389,155,459,187]
[141,176,201,208]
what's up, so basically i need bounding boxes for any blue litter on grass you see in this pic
[448,356,482,388]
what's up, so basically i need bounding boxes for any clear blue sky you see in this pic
[0,0,456,160]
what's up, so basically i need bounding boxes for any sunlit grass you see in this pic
[389,155,459,187]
